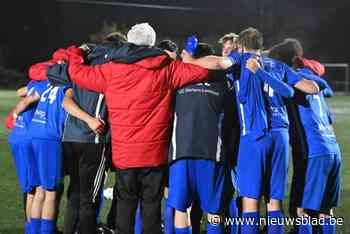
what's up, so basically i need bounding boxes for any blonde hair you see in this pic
[218,32,239,44]
[104,31,127,43]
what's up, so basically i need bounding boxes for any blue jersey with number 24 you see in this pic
[29,80,70,140]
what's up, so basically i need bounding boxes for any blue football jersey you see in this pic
[297,87,338,157]
[8,81,46,143]
[231,74,247,137]
[229,52,268,138]
[29,80,70,140]
[225,63,245,138]
[262,57,301,130]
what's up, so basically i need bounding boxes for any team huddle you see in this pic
[6,22,342,234]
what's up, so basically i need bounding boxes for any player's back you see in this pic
[169,74,236,163]
[261,57,293,130]
[234,52,268,139]
[295,72,338,156]
[29,80,69,140]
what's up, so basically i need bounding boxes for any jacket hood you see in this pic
[105,43,170,68]
[87,43,109,60]
[87,42,122,64]
[133,54,171,69]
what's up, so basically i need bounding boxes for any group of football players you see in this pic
[6,23,341,234]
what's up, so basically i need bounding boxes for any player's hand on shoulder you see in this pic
[79,43,91,52]
[246,58,261,74]
[180,49,194,63]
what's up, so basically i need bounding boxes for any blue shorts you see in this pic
[236,130,289,200]
[31,139,63,190]
[9,140,35,193]
[300,152,342,211]
[168,159,227,214]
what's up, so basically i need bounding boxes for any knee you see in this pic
[27,193,35,201]
[35,187,46,202]
[44,191,57,203]
[267,199,282,211]
[174,210,189,228]
[242,197,259,212]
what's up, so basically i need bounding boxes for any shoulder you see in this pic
[34,80,50,90]
[262,57,277,67]
[297,67,314,75]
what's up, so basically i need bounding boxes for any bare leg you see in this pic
[31,187,45,219]
[41,190,57,220]
[26,192,35,221]
[242,197,259,212]
[174,210,190,228]
[267,199,281,211]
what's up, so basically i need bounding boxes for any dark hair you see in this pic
[269,39,304,67]
[157,40,178,53]
[238,27,263,50]
[193,43,215,58]
[283,38,304,57]
[104,31,127,43]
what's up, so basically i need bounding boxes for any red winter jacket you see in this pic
[61,47,209,169]
[28,48,73,81]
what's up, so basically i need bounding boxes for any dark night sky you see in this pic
[0,0,349,72]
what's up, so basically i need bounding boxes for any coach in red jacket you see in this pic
[57,23,209,234]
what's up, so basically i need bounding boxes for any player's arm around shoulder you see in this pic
[288,67,320,94]
[12,90,41,122]
[62,88,104,135]
[169,50,239,89]
[246,58,294,98]
[48,45,108,94]
[167,57,209,89]
[294,78,319,94]
[181,49,234,70]
[16,86,28,97]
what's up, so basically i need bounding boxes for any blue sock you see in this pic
[25,221,30,234]
[321,217,336,234]
[164,199,174,234]
[267,210,284,234]
[175,227,191,234]
[135,202,142,234]
[41,219,55,234]
[31,218,41,234]
[230,199,239,234]
[298,217,312,234]
[242,211,259,234]
[207,222,223,234]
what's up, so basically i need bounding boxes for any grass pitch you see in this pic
[0,90,349,233]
